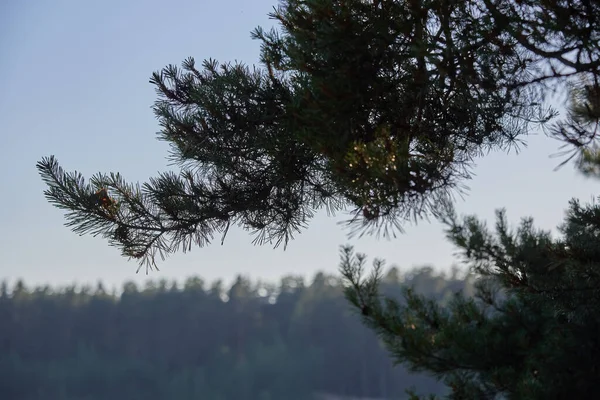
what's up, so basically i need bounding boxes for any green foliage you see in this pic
[32,1,600,398]
[36,0,587,269]
[548,73,600,172]
[335,4,600,393]
[342,197,600,399]
[1,269,467,400]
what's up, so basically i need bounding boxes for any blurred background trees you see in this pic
[0,265,467,400]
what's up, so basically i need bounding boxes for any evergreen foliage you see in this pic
[39,0,600,269]
[340,26,600,394]
[340,32,600,395]
[341,195,600,398]
[34,0,600,398]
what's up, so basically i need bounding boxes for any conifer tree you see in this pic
[339,2,600,395]
[36,0,599,397]
[37,0,588,270]
[341,191,600,398]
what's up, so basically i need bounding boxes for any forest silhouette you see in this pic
[0,265,470,400]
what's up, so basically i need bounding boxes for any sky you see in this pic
[0,0,596,291]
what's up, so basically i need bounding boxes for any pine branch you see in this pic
[38,0,592,269]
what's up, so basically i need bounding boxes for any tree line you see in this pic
[1,265,471,400]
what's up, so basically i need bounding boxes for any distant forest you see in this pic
[1,266,475,400]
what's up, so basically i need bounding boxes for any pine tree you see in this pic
[337,2,600,397]
[341,184,600,398]
[37,0,598,270]
[34,0,600,397]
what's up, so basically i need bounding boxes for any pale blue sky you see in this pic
[0,0,596,291]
